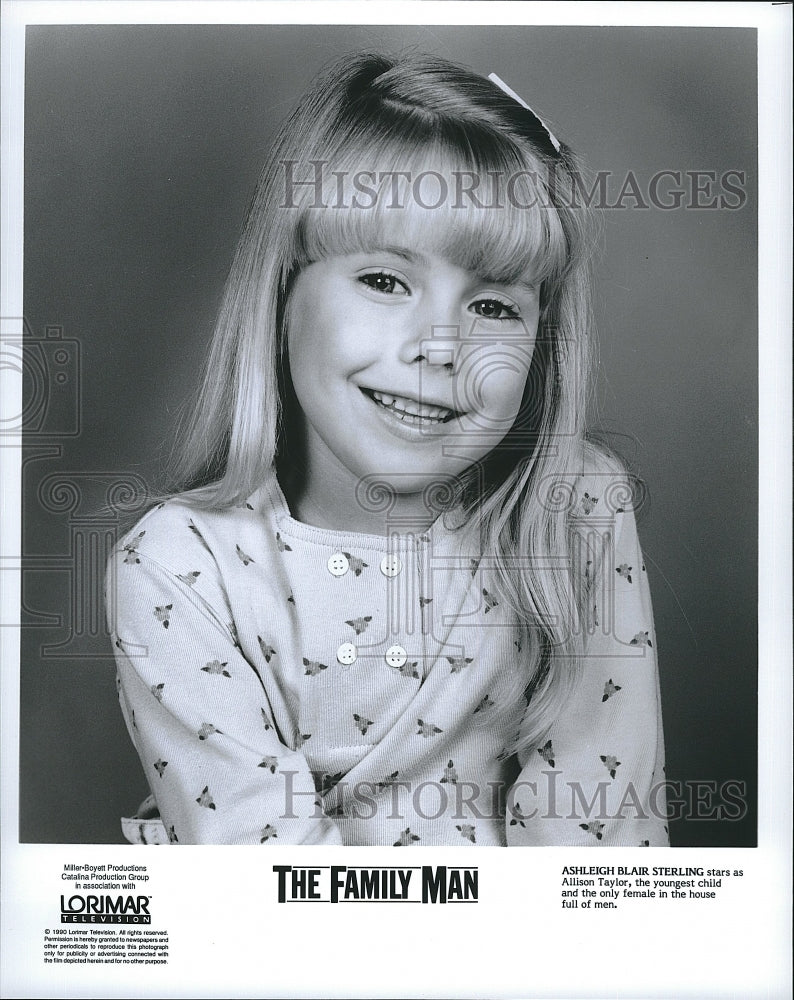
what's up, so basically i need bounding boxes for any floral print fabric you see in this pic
[107,465,668,847]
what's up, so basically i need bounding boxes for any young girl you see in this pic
[106,52,668,847]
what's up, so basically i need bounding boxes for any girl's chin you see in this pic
[350,454,477,496]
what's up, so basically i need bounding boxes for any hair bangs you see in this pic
[288,123,569,292]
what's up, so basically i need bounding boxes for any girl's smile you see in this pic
[361,387,459,427]
[285,249,539,523]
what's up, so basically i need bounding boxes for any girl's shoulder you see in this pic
[567,441,644,524]
[115,490,265,570]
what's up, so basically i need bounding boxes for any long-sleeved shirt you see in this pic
[106,464,668,847]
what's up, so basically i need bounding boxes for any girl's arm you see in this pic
[507,494,668,847]
[106,513,342,846]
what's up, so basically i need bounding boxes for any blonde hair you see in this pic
[168,52,602,754]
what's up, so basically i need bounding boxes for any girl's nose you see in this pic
[397,298,460,371]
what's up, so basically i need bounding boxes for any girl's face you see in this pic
[286,248,540,497]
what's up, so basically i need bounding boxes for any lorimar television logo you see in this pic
[60,894,152,924]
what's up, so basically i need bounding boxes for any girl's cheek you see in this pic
[452,344,534,417]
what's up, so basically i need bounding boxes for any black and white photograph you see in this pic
[1,2,791,998]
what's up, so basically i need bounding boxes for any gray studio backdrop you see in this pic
[21,24,757,846]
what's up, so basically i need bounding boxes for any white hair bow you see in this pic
[488,72,561,152]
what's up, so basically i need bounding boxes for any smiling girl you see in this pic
[106,53,667,846]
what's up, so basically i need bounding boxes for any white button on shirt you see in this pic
[385,645,407,668]
[336,642,357,665]
[380,555,402,577]
[327,553,349,577]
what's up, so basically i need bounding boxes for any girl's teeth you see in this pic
[371,389,452,421]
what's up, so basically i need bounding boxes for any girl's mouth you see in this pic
[361,388,459,425]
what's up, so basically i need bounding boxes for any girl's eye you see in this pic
[359,272,408,295]
[472,298,520,321]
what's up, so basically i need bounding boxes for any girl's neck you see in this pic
[281,469,441,536]
[277,449,450,536]
[277,416,460,536]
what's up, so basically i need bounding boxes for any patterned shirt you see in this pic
[106,466,668,847]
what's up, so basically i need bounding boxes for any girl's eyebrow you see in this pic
[361,245,422,264]
[480,274,539,292]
